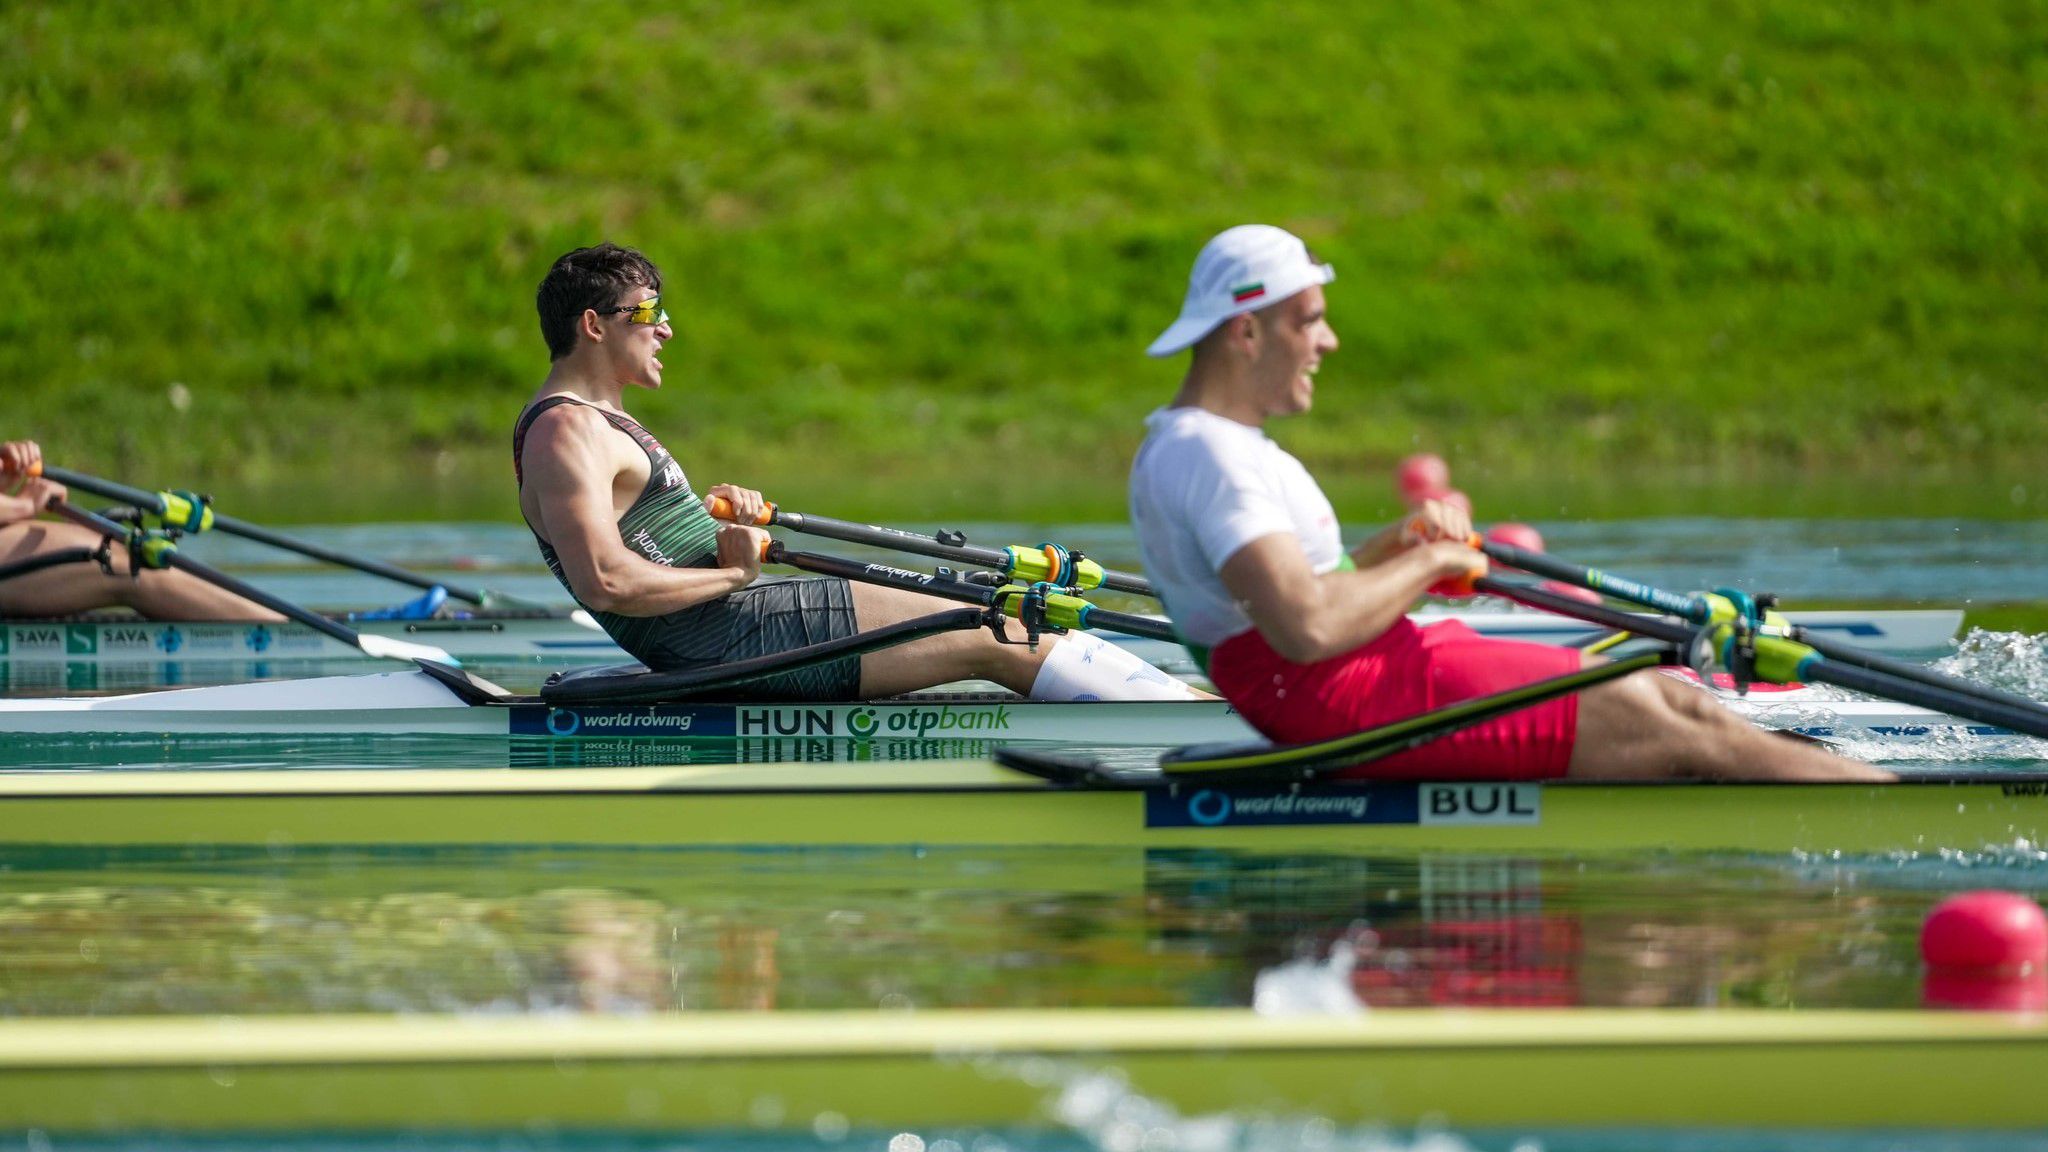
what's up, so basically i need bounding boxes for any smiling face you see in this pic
[593,287,673,392]
[1246,284,1338,418]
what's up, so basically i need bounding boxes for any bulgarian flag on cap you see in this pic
[1231,281,1266,303]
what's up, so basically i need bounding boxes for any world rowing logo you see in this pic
[155,627,183,655]
[245,625,273,653]
[847,707,880,737]
[541,708,696,736]
[1187,790,1232,825]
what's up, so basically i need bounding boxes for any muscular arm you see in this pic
[1220,532,1482,664]
[519,406,758,616]
[0,491,39,524]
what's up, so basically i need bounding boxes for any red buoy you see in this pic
[1539,579,1603,606]
[1922,891,2048,970]
[1921,891,2048,1011]
[1484,522,1545,554]
[1395,454,1450,505]
[1923,968,2048,1012]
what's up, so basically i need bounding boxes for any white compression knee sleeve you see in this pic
[1028,631,1203,701]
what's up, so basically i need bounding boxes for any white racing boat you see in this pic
[0,607,1965,665]
[0,658,2027,751]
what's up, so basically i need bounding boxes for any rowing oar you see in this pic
[1469,575,2048,741]
[757,539,1179,643]
[710,497,1155,596]
[44,499,460,667]
[1475,537,2047,715]
[32,464,545,611]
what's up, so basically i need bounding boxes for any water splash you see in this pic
[1937,629,2048,699]
[924,1025,1502,1152]
[1049,1063,1492,1152]
[1252,939,1366,1017]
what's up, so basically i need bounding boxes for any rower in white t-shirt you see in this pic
[1127,225,1888,782]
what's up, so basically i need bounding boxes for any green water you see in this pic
[2,845,2037,1018]
[1,846,2042,1150]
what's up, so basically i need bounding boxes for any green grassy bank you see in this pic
[3,0,2043,519]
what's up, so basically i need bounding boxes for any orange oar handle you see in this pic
[1403,514,1483,549]
[1402,515,1487,597]
[1428,566,1486,599]
[706,496,776,526]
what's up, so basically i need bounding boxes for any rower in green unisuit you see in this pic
[515,243,1203,703]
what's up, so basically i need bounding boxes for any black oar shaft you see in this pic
[1804,659,2048,741]
[766,544,1177,642]
[1793,628,2047,715]
[1476,578,1693,644]
[31,467,162,519]
[1478,577,2048,741]
[773,510,1011,571]
[40,465,495,606]
[765,508,1155,596]
[1482,541,2044,718]
[48,502,366,650]
[1482,540,1703,619]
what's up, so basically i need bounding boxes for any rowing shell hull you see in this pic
[0,678,1255,741]
[0,670,2028,751]
[0,607,1964,664]
[0,1009,2040,1133]
[2,763,2042,855]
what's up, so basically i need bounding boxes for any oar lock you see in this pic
[83,505,193,576]
[1685,587,1823,695]
[984,578,1098,652]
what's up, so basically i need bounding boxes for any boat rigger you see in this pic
[0,1008,2040,1133]
[1,762,2041,855]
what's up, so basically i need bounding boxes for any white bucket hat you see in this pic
[1145,225,1335,357]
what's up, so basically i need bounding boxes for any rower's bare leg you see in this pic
[0,521,282,621]
[847,583,1054,696]
[1566,662,1893,781]
[845,582,1207,699]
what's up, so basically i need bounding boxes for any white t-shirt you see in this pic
[1128,406,1344,648]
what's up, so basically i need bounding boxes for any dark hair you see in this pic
[535,243,664,360]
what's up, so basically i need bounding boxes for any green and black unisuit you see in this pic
[513,395,860,700]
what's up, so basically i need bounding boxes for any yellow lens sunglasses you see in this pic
[601,297,667,326]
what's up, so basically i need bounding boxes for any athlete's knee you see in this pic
[1572,672,1719,776]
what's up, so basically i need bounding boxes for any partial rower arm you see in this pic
[520,405,758,616]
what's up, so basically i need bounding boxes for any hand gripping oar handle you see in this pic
[44,499,459,667]
[710,496,1156,596]
[34,464,530,610]
[1479,576,2048,741]
[756,538,1179,643]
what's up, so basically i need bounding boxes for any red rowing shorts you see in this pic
[1208,618,1584,781]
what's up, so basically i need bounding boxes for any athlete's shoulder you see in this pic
[520,395,618,440]
[1144,407,1267,473]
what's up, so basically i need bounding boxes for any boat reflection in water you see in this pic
[1,841,2040,1137]
[0,843,1996,1018]
[0,731,1039,771]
